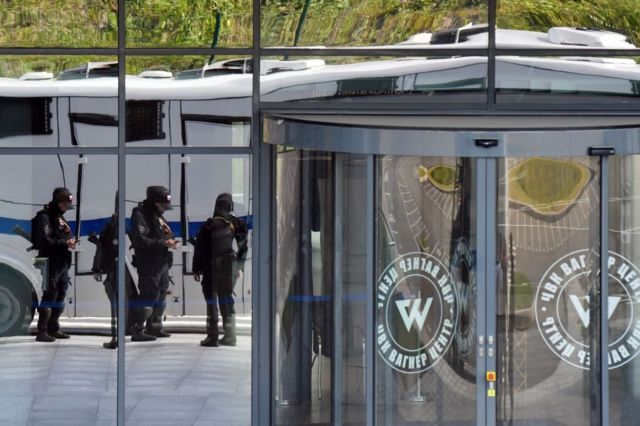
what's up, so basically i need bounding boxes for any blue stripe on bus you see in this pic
[0,215,253,238]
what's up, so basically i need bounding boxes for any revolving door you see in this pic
[265,116,640,426]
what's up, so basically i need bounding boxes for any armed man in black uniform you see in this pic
[130,186,177,342]
[91,193,139,349]
[32,187,77,342]
[193,193,248,347]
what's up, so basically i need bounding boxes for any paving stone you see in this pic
[0,334,251,425]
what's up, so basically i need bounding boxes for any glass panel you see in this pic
[126,1,252,47]
[274,149,368,424]
[261,56,487,103]
[375,156,477,425]
[609,155,640,424]
[496,56,640,105]
[126,56,252,147]
[0,155,117,424]
[496,157,601,425]
[337,153,368,424]
[0,2,117,47]
[0,56,119,148]
[497,1,640,49]
[124,154,252,424]
[262,0,487,47]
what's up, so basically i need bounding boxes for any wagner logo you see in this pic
[535,250,640,370]
[377,252,458,374]
[396,298,433,332]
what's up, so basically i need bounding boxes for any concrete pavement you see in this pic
[0,334,251,426]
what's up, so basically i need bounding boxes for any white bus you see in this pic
[0,24,639,336]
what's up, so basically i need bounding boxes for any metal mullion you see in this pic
[487,0,496,109]
[124,48,254,56]
[263,109,640,118]
[0,148,119,155]
[365,155,375,426]
[588,157,603,426]
[252,0,266,423]
[260,48,489,57]
[494,48,640,57]
[476,158,488,426]
[0,48,118,55]
[0,148,252,157]
[116,0,126,424]
[124,146,253,155]
[259,102,491,112]
[485,158,498,426]
[600,156,610,425]
[3,47,640,57]
[493,104,640,112]
[333,154,344,425]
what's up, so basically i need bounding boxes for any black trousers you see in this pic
[103,268,139,337]
[38,267,69,333]
[202,255,235,338]
[136,260,170,333]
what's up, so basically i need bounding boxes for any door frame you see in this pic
[264,114,638,425]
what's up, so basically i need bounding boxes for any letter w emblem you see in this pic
[396,298,433,332]
[569,294,622,328]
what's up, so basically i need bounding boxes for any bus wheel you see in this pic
[0,265,34,337]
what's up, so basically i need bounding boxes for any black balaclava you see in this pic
[51,187,73,213]
[213,193,233,219]
[144,185,173,212]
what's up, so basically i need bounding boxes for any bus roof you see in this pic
[0,27,638,100]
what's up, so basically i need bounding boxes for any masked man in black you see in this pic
[130,186,178,342]
[193,193,248,347]
[91,193,139,349]
[32,187,77,342]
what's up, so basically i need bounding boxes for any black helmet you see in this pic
[214,193,233,218]
[146,186,173,210]
[52,187,74,210]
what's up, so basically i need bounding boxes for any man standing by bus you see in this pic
[193,193,248,347]
[129,186,177,342]
[91,192,139,349]
[32,187,77,342]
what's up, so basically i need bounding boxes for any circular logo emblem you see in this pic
[377,252,458,374]
[535,250,640,369]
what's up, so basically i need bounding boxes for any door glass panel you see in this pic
[496,157,601,425]
[609,155,640,424]
[496,56,640,105]
[126,0,252,48]
[496,0,639,49]
[261,0,488,47]
[375,156,477,425]
[337,154,368,424]
[260,56,488,104]
[274,149,368,424]
[124,154,252,424]
[0,155,117,425]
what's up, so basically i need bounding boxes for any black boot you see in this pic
[219,315,237,346]
[48,306,70,339]
[36,308,55,342]
[131,307,156,342]
[200,336,219,347]
[131,331,156,342]
[103,337,117,349]
[49,330,70,339]
[201,303,219,346]
[146,303,171,338]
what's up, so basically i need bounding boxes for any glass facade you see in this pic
[1,0,640,425]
